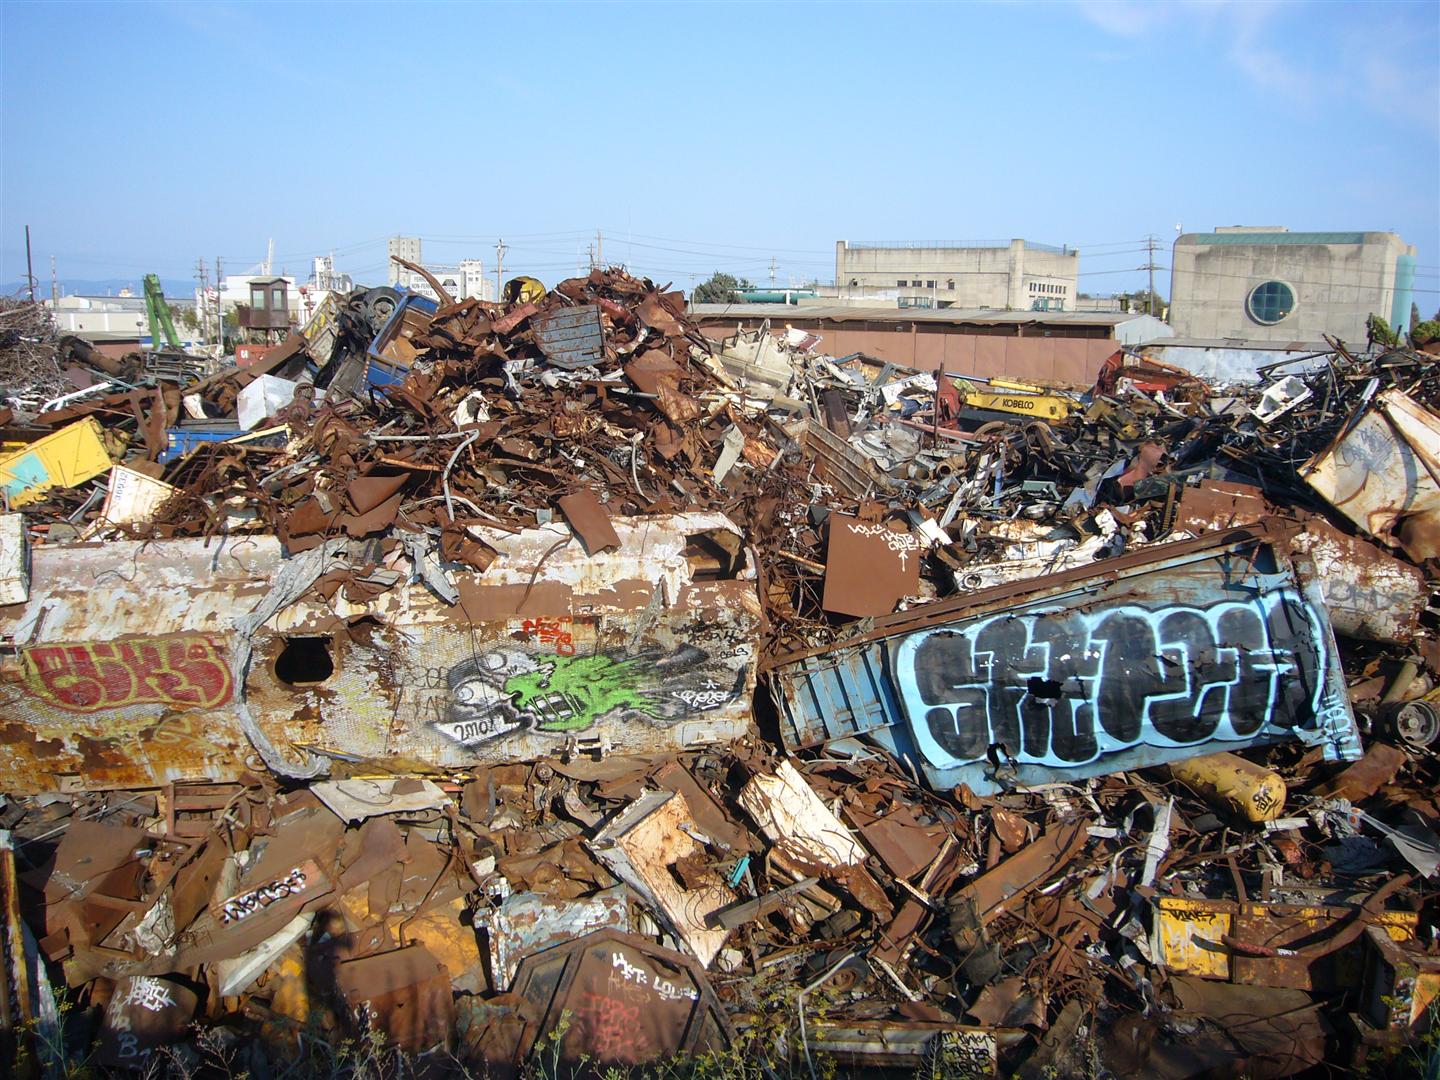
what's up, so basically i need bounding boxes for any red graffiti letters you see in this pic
[522,616,575,655]
[21,635,233,713]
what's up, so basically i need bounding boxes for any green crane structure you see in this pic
[143,273,183,351]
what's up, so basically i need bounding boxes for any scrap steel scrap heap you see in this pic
[0,269,1437,1078]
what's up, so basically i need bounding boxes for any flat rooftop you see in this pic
[688,304,1146,327]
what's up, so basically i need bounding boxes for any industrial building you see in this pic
[387,236,493,303]
[832,239,1080,311]
[1169,227,1417,344]
[689,304,1171,386]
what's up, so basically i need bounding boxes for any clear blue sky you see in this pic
[2,0,1437,303]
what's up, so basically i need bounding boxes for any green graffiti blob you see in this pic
[503,654,655,733]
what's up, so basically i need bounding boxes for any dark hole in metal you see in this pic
[1027,676,1063,701]
[275,637,334,686]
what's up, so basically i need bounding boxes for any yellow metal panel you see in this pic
[1154,897,1420,983]
[1154,898,1232,979]
[0,418,111,507]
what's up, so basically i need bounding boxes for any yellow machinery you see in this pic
[942,374,1078,426]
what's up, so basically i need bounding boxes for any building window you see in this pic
[272,288,285,309]
[947,279,954,290]
[1247,280,1296,325]
[911,280,922,287]
[925,280,935,289]
[251,287,268,310]
[897,280,907,287]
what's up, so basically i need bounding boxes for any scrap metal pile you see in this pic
[0,274,1437,1077]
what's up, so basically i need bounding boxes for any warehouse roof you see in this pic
[687,304,1147,327]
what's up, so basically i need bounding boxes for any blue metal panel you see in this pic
[161,426,241,463]
[771,535,1361,794]
[367,292,438,389]
[773,646,903,747]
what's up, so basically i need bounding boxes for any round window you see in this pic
[1247,280,1296,325]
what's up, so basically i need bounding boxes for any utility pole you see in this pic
[595,229,603,269]
[196,259,209,349]
[50,256,58,306]
[215,257,224,356]
[494,238,507,301]
[1144,234,1158,316]
[24,226,36,304]
[770,257,777,286]
[586,242,596,271]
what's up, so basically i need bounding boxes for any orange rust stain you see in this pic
[20,635,233,713]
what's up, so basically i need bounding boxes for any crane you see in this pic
[142,273,183,352]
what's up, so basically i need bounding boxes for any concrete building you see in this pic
[45,294,205,357]
[1169,227,1417,344]
[833,240,1080,311]
[690,304,1171,386]
[387,236,493,302]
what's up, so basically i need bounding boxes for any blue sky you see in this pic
[2,0,1437,302]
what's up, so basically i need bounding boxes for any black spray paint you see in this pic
[894,591,1332,770]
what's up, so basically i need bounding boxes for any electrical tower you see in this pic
[1143,235,1159,316]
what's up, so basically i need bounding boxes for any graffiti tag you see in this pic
[120,977,176,1013]
[841,522,926,569]
[894,591,1333,771]
[522,616,576,655]
[610,950,699,1003]
[575,990,649,1062]
[213,860,325,925]
[434,643,743,747]
[21,635,232,713]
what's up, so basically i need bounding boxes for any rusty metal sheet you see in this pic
[1168,976,1327,1076]
[0,514,761,792]
[805,1020,1004,1071]
[821,514,923,617]
[951,821,1088,926]
[786,417,878,499]
[510,928,733,1070]
[1314,742,1409,802]
[1302,389,1440,562]
[97,976,197,1068]
[557,490,622,555]
[211,858,328,927]
[336,944,454,1052]
[533,305,605,370]
[1173,479,1271,535]
[478,885,629,990]
[0,831,32,1040]
[773,526,1362,794]
[1289,518,1429,642]
[588,789,735,967]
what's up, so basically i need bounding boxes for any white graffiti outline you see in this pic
[894,590,1329,772]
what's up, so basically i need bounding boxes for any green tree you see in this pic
[692,271,753,304]
[1367,313,1401,348]
[169,303,198,332]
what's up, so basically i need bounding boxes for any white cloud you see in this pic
[1076,0,1439,137]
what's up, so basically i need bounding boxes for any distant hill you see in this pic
[1,277,196,300]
